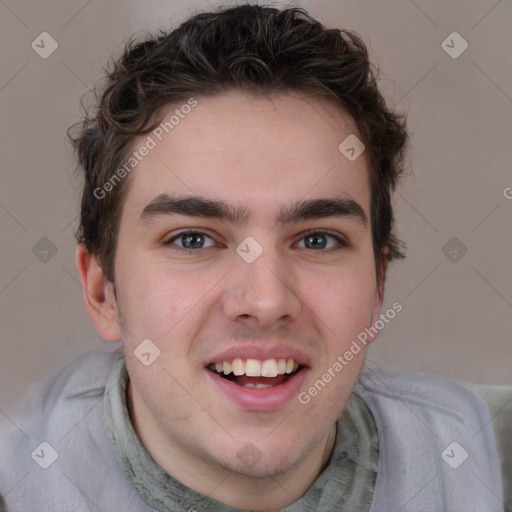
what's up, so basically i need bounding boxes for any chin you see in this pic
[208,430,320,480]
[221,453,297,480]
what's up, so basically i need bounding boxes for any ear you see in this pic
[376,247,390,303]
[75,244,122,342]
[366,248,390,345]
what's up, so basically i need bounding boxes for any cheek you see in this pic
[116,260,210,342]
[303,265,377,339]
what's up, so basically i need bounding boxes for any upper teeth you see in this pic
[211,358,299,377]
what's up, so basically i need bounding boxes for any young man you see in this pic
[1,4,510,511]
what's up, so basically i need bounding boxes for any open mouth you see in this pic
[207,358,305,388]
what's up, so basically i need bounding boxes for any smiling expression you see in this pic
[109,90,384,480]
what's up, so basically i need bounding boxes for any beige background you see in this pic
[1,0,511,435]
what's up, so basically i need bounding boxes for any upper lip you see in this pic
[204,345,311,367]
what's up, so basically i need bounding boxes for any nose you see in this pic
[221,249,302,330]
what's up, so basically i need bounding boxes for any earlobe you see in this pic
[75,244,122,342]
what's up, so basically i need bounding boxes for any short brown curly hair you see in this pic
[69,4,408,284]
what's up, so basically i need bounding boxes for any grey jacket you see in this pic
[0,348,504,511]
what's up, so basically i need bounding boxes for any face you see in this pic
[112,91,383,479]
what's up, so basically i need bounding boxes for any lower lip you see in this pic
[203,368,309,411]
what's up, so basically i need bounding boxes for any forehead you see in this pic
[123,91,370,220]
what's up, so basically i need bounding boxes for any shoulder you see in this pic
[16,342,123,430]
[2,341,123,449]
[0,343,136,511]
[356,363,492,425]
[474,384,512,512]
[355,364,504,511]
[354,363,503,511]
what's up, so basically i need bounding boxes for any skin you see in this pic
[76,91,386,511]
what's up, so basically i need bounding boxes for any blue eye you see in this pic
[165,231,216,250]
[164,230,348,253]
[297,231,346,250]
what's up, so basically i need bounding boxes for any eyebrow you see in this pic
[140,194,367,226]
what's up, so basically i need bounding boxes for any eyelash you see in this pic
[163,229,349,252]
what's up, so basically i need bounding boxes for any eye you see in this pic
[296,231,347,250]
[164,231,216,250]
[163,230,347,252]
